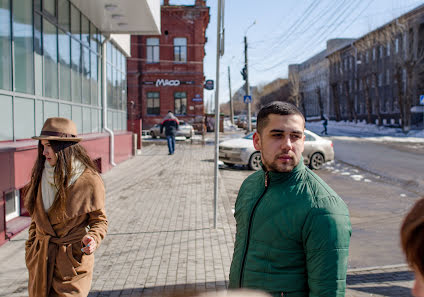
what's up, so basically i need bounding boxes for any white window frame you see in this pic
[5,190,20,221]
[146,37,160,63]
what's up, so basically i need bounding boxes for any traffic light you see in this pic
[241,66,247,81]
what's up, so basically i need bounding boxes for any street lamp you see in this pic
[244,20,256,132]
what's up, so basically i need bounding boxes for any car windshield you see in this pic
[244,132,254,140]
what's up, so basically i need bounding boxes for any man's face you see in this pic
[253,114,305,172]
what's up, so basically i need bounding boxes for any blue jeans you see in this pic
[166,135,176,154]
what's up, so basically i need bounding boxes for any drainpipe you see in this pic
[101,35,116,166]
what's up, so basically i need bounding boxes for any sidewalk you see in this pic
[0,144,415,297]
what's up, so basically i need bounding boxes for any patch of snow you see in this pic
[351,175,364,181]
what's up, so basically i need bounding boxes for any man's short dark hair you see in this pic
[257,101,305,134]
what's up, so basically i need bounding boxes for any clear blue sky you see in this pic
[168,0,424,107]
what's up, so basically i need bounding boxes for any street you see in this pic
[0,139,419,297]
[220,135,424,269]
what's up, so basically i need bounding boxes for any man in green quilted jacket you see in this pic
[229,101,351,297]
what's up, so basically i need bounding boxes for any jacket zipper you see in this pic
[239,171,270,287]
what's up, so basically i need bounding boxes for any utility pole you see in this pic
[213,0,224,229]
[228,65,234,124]
[244,36,251,132]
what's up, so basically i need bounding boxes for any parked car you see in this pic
[219,130,334,170]
[149,121,194,139]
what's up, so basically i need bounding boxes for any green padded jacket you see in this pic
[228,160,351,297]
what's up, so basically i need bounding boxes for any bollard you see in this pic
[133,133,138,156]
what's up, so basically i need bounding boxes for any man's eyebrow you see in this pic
[269,129,303,134]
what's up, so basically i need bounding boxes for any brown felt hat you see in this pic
[32,117,82,142]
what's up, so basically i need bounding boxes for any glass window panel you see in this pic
[107,63,112,107]
[71,105,82,133]
[122,72,126,110]
[13,0,34,94]
[71,38,81,102]
[90,23,97,52]
[59,29,71,100]
[34,14,42,96]
[34,0,41,11]
[107,110,112,130]
[35,100,43,135]
[44,0,55,16]
[0,0,11,91]
[91,108,99,133]
[114,67,120,109]
[146,37,159,63]
[58,0,69,32]
[174,37,187,62]
[70,4,80,39]
[107,41,112,63]
[113,111,118,130]
[81,14,89,46]
[44,101,58,120]
[82,45,90,104]
[5,191,17,218]
[91,52,98,105]
[121,54,126,73]
[59,103,71,119]
[14,97,35,139]
[0,94,13,140]
[43,19,58,98]
[82,107,91,133]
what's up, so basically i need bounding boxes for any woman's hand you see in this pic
[81,235,96,255]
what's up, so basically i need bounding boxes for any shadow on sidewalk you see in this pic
[349,285,412,297]
[347,270,413,285]
[88,280,228,297]
[106,228,211,236]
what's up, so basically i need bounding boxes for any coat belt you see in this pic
[33,229,87,297]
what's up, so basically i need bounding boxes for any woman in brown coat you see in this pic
[24,117,108,297]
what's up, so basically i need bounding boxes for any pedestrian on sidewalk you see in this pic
[228,102,351,297]
[401,197,424,297]
[321,115,328,135]
[24,117,108,297]
[161,110,179,155]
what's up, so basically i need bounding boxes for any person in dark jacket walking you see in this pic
[229,101,351,297]
[321,115,328,135]
[161,111,179,155]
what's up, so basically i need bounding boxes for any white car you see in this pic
[149,121,194,139]
[219,130,334,170]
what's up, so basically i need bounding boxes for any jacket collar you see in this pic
[262,157,305,183]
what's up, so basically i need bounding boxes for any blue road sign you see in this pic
[243,95,252,103]
[420,95,424,105]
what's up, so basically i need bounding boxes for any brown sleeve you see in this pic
[87,208,108,248]
[25,219,36,252]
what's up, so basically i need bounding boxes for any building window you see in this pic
[0,0,11,91]
[378,73,383,87]
[147,92,160,115]
[174,91,187,115]
[379,45,384,59]
[386,69,390,85]
[387,41,390,56]
[365,51,369,63]
[5,190,20,221]
[44,19,59,98]
[372,47,376,60]
[395,38,399,53]
[13,0,34,94]
[174,37,187,63]
[146,37,159,63]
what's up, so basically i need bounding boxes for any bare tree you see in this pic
[378,15,424,132]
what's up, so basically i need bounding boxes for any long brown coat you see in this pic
[25,169,108,297]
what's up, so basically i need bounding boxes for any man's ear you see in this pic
[253,132,261,151]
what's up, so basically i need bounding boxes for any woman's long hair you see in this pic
[24,141,99,216]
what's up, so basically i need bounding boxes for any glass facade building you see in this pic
[0,0,127,141]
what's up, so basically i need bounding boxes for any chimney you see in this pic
[163,0,170,5]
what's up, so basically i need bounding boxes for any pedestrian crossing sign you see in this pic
[244,95,252,103]
[420,95,424,105]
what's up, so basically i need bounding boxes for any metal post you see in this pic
[213,0,223,229]
[228,65,234,124]
[245,36,251,132]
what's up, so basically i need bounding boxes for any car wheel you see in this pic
[309,152,325,170]
[223,162,234,167]
[150,132,156,138]
[248,152,262,171]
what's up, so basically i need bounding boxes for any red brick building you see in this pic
[127,0,210,137]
